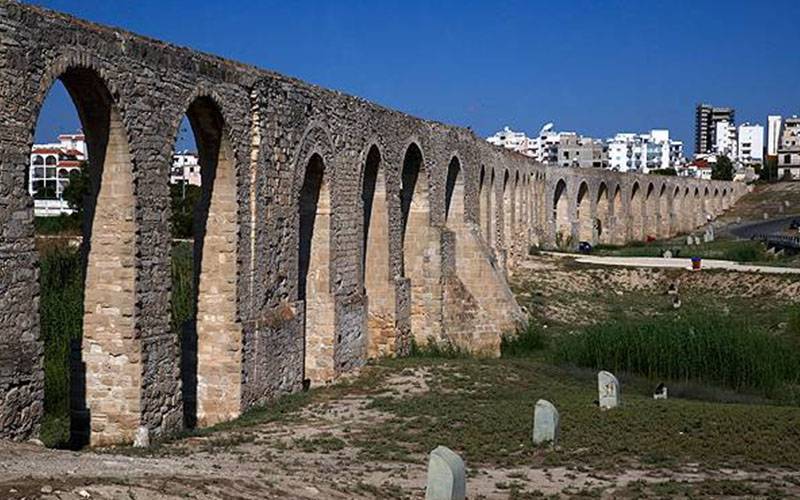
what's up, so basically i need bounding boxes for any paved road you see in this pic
[548,253,800,275]
[728,214,800,239]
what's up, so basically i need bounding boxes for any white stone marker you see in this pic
[532,399,559,445]
[598,371,620,410]
[425,446,466,500]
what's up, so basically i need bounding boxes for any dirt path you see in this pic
[547,252,800,274]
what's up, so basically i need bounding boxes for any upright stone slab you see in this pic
[425,446,466,500]
[598,371,620,410]
[532,399,559,445]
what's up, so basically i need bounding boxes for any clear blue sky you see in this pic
[31,0,800,155]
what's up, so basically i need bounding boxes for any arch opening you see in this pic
[596,183,610,244]
[362,146,394,357]
[553,179,569,247]
[576,181,592,243]
[400,144,434,344]
[174,96,241,429]
[299,153,334,384]
[30,68,137,448]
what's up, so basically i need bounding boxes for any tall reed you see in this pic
[554,311,800,398]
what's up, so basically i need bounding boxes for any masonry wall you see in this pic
[0,0,747,444]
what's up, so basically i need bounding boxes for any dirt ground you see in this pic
[2,255,800,499]
[3,365,799,500]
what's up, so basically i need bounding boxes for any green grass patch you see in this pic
[553,310,800,400]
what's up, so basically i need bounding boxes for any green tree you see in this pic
[712,155,734,181]
[760,157,778,182]
[170,183,202,239]
[62,167,90,219]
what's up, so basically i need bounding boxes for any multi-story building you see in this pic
[736,123,763,165]
[170,151,202,186]
[767,115,782,158]
[606,129,684,173]
[558,133,607,168]
[695,104,735,156]
[486,126,535,157]
[714,120,737,158]
[28,133,87,217]
[777,116,800,180]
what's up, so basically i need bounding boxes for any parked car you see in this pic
[578,241,593,254]
[789,219,800,230]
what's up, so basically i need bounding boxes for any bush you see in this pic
[554,311,800,398]
[501,322,546,357]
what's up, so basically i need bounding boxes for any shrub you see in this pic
[501,322,546,357]
[553,311,800,398]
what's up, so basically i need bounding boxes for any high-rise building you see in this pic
[695,104,735,156]
[714,120,737,157]
[736,123,764,165]
[767,115,783,157]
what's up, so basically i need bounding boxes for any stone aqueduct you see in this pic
[0,1,745,446]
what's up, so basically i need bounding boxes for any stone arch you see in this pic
[552,178,570,247]
[488,168,498,250]
[361,144,395,358]
[713,187,721,215]
[445,156,464,225]
[298,149,335,385]
[611,184,623,244]
[400,142,435,344]
[502,169,512,255]
[672,186,683,234]
[644,182,657,239]
[28,65,138,446]
[174,94,242,429]
[657,184,669,238]
[629,181,643,242]
[478,165,489,243]
[596,182,610,244]
[576,181,592,243]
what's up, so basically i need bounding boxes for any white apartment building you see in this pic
[714,120,737,157]
[606,130,684,173]
[486,126,535,157]
[170,151,202,186]
[736,123,763,165]
[767,115,782,157]
[28,133,87,217]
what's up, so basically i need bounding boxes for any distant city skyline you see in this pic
[30,0,800,156]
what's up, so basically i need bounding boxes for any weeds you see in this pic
[408,337,470,359]
[554,311,800,399]
[502,322,546,357]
